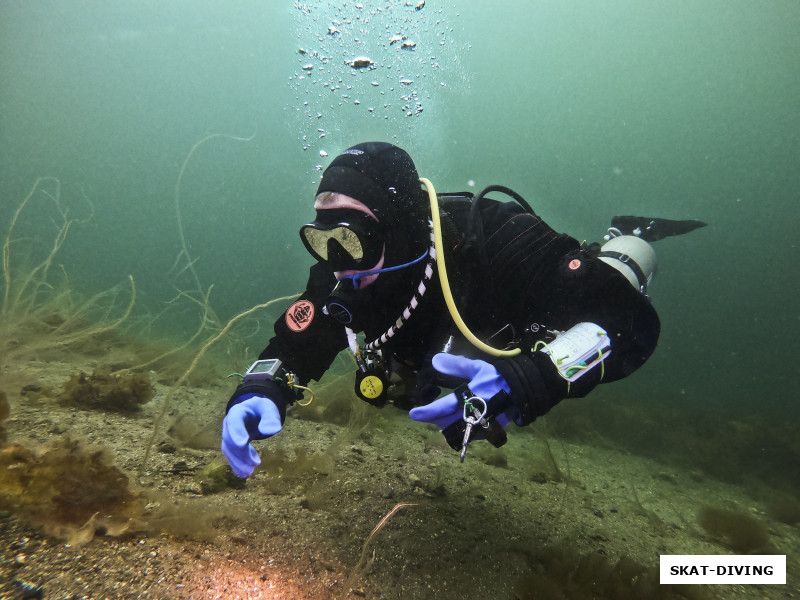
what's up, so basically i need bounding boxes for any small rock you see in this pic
[157,441,176,454]
[182,482,203,495]
[530,472,548,484]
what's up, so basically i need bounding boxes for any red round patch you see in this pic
[568,259,582,271]
[286,300,315,332]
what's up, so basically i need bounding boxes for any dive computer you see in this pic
[243,359,283,383]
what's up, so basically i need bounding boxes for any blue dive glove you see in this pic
[409,353,516,429]
[221,394,282,478]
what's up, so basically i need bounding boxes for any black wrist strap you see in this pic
[441,387,512,451]
[493,353,562,426]
[225,379,293,424]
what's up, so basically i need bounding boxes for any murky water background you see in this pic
[1,0,798,497]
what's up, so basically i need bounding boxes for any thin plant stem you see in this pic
[138,292,297,477]
[50,275,136,348]
[172,131,255,295]
[342,503,417,597]
[1,177,62,319]
[112,285,216,376]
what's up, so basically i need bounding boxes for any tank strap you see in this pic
[597,250,649,293]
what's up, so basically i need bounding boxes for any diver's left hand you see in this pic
[409,353,515,429]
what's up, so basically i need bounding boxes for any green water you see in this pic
[1,0,799,486]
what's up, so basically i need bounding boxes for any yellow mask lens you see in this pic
[302,226,364,261]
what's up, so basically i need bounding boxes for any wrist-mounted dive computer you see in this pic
[243,358,283,383]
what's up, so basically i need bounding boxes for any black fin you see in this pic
[610,216,707,242]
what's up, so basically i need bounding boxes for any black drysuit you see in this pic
[226,194,660,427]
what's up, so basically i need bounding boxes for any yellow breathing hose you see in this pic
[419,177,521,358]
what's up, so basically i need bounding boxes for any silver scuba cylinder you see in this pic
[597,234,657,293]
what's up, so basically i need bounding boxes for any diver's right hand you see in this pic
[221,394,282,478]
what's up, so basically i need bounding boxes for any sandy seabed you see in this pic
[1,355,798,600]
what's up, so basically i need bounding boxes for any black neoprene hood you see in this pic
[317,142,423,220]
[315,142,430,266]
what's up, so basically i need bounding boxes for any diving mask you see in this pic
[299,209,384,271]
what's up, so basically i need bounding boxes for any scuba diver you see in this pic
[221,141,706,477]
